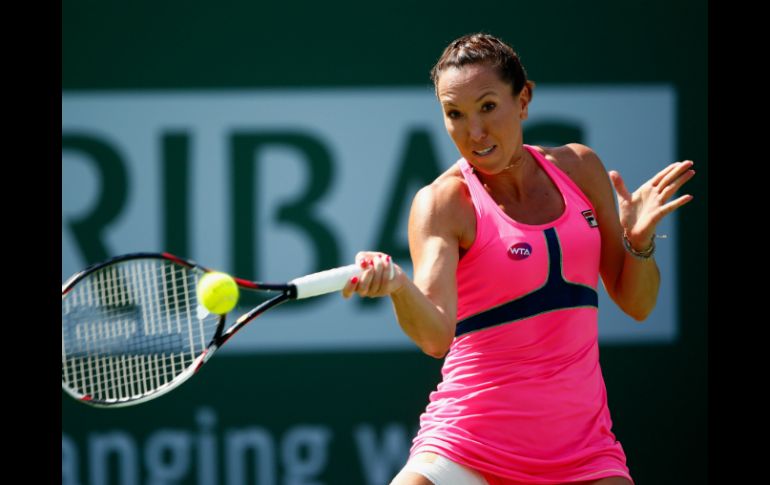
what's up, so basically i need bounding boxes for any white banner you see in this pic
[62,86,678,351]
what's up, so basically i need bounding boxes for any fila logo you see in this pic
[508,242,533,261]
[582,210,599,228]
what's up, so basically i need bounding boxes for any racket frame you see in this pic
[62,252,296,408]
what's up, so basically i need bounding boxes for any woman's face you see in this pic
[436,63,530,175]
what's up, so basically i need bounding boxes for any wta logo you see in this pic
[507,242,533,260]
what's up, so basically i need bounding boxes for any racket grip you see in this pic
[290,264,362,299]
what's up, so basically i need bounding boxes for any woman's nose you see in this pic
[468,117,487,142]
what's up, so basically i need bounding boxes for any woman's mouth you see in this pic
[473,145,497,157]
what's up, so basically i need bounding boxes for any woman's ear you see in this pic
[519,85,531,120]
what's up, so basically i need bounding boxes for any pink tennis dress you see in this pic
[410,145,633,484]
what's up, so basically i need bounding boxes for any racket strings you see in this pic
[63,352,191,401]
[62,259,220,402]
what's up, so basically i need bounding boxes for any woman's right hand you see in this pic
[341,251,405,299]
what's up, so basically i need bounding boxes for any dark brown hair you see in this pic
[430,33,534,98]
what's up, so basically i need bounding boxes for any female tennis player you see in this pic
[342,33,695,485]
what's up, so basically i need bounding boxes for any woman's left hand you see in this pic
[609,160,696,251]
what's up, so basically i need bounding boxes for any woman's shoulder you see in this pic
[418,163,470,203]
[410,163,476,245]
[530,143,601,175]
[531,143,609,204]
[434,162,467,186]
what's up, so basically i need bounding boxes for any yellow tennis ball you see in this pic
[197,272,239,314]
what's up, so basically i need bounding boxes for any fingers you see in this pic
[658,167,696,201]
[357,257,377,295]
[341,274,359,299]
[609,170,632,201]
[658,160,695,188]
[652,160,694,188]
[650,161,686,187]
[343,251,397,299]
[651,161,695,213]
[369,255,387,295]
[658,193,695,218]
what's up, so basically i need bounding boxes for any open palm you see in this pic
[609,160,696,247]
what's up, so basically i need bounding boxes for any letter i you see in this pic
[196,407,218,485]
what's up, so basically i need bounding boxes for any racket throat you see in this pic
[197,346,218,372]
[211,314,227,343]
[201,315,228,365]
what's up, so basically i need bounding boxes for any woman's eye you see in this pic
[446,110,461,119]
[482,102,496,112]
